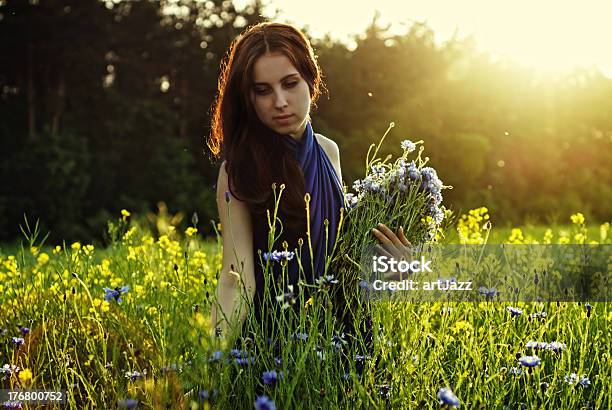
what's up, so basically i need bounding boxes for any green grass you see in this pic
[0,216,609,409]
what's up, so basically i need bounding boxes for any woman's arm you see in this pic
[210,161,256,339]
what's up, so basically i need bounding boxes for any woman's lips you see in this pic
[274,114,293,123]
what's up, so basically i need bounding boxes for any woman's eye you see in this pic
[255,88,270,95]
[285,81,298,88]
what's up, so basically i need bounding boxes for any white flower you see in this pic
[401,139,416,153]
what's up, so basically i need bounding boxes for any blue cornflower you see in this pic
[421,167,438,181]
[1,364,20,380]
[344,193,359,208]
[359,280,371,290]
[263,250,295,264]
[525,341,565,353]
[478,287,499,299]
[530,311,547,319]
[291,332,308,342]
[11,337,24,346]
[19,326,30,336]
[370,164,386,175]
[262,370,283,385]
[407,162,421,182]
[331,334,348,352]
[117,399,138,409]
[235,356,255,366]
[230,349,248,358]
[209,351,223,363]
[518,355,541,368]
[526,341,549,350]
[400,139,416,153]
[354,354,371,363]
[2,401,23,409]
[585,303,593,317]
[578,375,591,387]
[254,395,276,410]
[428,205,445,224]
[316,274,339,288]
[547,341,566,353]
[377,383,391,399]
[199,389,219,400]
[437,387,460,408]
[124,370,144,383]
[103,285,129,303]
[275,284,297,310]
[508,367,524,376]
[564,373,578,384]
[430,191,443,205]
[507,306,523,317]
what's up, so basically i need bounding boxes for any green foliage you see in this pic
[1,1,611,243]
[0,211,609,408]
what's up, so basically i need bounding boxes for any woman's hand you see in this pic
[371,223,412,280]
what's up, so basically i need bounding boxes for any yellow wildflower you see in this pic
[451,320,473,335]
[574,233,586,244]
[185,227,198,237]
[89,298,110,314]
[121,209,131,221]
[570,213,585,225]
[30,246,39,257]
[543,229,553,244]
[600,223,609,242]
[19,368,33,384]
[147,306,158,316]
[508,228,524,244]
[123,227,136,242]
[83,244,94,257]
[53,245,62,255]
[71,242,81,251]
[37,253,50,265]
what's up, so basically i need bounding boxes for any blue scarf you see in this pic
[281,121,345,284]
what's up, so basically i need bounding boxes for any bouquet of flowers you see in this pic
[330,122,451,329]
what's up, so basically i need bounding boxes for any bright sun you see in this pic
[237,0,612,76]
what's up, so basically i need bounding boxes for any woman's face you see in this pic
[250,51,311,140]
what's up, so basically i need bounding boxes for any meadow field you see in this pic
[0,209,609,409]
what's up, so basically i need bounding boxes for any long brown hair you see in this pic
[208,22,324,228]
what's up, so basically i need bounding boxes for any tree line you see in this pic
[1,0,610,242]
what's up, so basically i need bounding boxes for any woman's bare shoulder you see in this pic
[314,133,342,182]
[314,133,339,159]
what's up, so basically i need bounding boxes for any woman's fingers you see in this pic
[398,226,412,247]
[372,224,413,262]
[375,244,393,259]
[372,228,401,258]
[377,223,404,247]
[371,227,392,246]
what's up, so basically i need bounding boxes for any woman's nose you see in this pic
[274,91,288,109]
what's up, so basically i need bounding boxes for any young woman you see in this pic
[207,22,407,345]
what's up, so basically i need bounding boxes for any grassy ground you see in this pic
[0,212,609,409]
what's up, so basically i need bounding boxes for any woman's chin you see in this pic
[272,123,297,135]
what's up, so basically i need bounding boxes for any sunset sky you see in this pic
[234,0,612,76]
